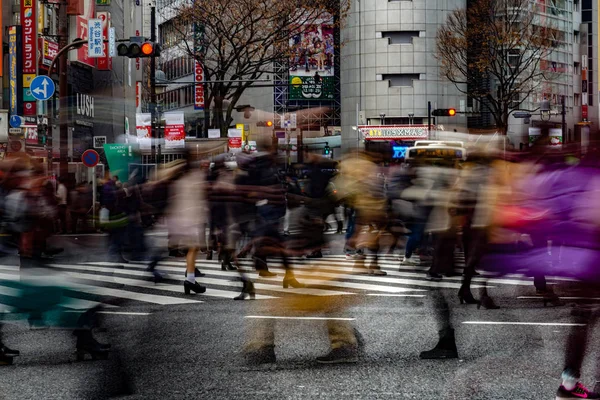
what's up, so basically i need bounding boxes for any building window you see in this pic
[382,74,420,87]
[382,31,420,44]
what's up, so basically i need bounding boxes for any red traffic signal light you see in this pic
[432,108,457,117]
[117,41,161,58]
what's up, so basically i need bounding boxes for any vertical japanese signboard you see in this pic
[193,23,205,110]
[22,0,37,120]
[8,26,23,117]
[96,12,112,70]
[88,18,103,57]
[164,113,185,149]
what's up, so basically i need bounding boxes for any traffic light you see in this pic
[323,144,331,157]
[432,108,457,117]
[117,41,161,58]
[38,124,48,145]
[266,120,273,127]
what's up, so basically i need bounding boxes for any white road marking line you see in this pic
[366,293,426,297]
[518,296,600,301]
[50,264,275,300]
[245,315,355,321]
[96,311,151,316]
[462,321,586,327]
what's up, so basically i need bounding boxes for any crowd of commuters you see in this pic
[0,138,600,399]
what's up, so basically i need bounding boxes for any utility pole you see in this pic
[561,95,566,143]
[58,0,69,178]
[150,6,158,165]
[427,101,431,139]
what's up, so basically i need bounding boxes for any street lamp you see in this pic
[379,113,386,125]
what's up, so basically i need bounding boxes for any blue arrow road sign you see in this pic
[30,76,56,101]
[9,115,23,128]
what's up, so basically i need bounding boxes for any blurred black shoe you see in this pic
[426,271,443,281]
[0,345,19,357]
[183,280,206,295]
[369,267,387,276]
[306,250,323,259]
[316,347,358,364]
[245,346,276,364]
[419,329,458,359]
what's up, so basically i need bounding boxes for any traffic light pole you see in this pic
[150,6,159,166]
[427,101,431,139]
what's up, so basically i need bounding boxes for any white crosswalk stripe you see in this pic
[0,253,542,310]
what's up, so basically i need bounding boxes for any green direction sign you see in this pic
[96,0,111,5]
[289,75,335,100]
[103,143,140,183]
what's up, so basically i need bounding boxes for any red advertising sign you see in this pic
[164,113,185,149]
[582,104,588,120]
[39,38,59,69]
[67,0,83,15]
[21,0,37,75]
[96,12,112,71]
[194,60,205,110]
[25,126,38,145]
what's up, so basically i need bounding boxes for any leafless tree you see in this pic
[436,0,560,134]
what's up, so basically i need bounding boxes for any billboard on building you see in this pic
[39,38,59,69]
[288,14,335,101]
[136,113,151,150]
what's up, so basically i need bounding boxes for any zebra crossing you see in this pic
[0,253,546,312]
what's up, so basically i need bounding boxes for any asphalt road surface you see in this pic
[0,230,596,399]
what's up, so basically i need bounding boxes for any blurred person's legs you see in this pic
[401,221,425,266]
[420,289,458,359]
[108,227,128,263]
[58,204,67,233]
[556,302,600,399]
[184,247,206,295]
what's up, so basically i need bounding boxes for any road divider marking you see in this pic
[245,315,355,321]
[462,321,585,327]
[518,296,600,301]
[367,294,426,297]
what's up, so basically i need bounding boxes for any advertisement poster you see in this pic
[25,126,38,145]
[528,127,541,146]
[208,129,220,139]
[288,14,335,100]
[8,26,23,117]
[135,113,151,150]
[227,128,242,153]
[549,128,563,147]
[39,38,59,69]
[164,113,185,149]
